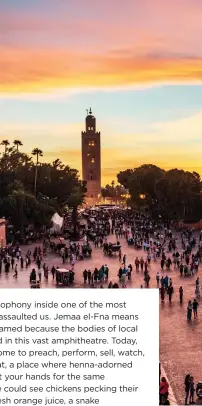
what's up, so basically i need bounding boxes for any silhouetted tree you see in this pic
[32,148,43,196]
[13,140,23,152]
[1,140,10,154]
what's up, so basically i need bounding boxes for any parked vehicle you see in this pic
[56,268,74,286]
[196,382,202,398]
[82,244,92,257]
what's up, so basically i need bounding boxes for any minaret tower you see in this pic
[81,108,101,202]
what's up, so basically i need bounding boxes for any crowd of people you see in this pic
[160,372,200,404]
[0,208,201,404]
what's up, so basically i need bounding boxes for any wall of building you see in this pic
[178,219,202,230]
[0,220,6,247]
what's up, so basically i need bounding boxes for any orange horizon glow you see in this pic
[42,148,202,186]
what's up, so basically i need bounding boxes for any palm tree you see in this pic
[1,140,10,154]
[31,148,43,196]
[13,140,23,152]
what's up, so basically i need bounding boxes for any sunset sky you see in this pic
[1,0,202,185]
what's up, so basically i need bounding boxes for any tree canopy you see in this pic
[117,164,202,220]
[101,181,128,200]
[0,148,86,233]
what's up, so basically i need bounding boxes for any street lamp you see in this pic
[140,194,146,200]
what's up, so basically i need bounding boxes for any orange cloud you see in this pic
[43,146,202,186]
[1,46,202,93]
[1,0,202,93]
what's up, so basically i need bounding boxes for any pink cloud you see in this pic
[1,0,202,56]
[1,0,202,91]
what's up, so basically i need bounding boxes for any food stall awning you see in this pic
[57,268,70,273]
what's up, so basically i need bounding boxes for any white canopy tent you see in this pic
[50,213,64,233]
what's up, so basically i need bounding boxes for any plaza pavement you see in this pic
[0,234,202,405]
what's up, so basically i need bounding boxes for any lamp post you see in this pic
[140,194,146,200]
